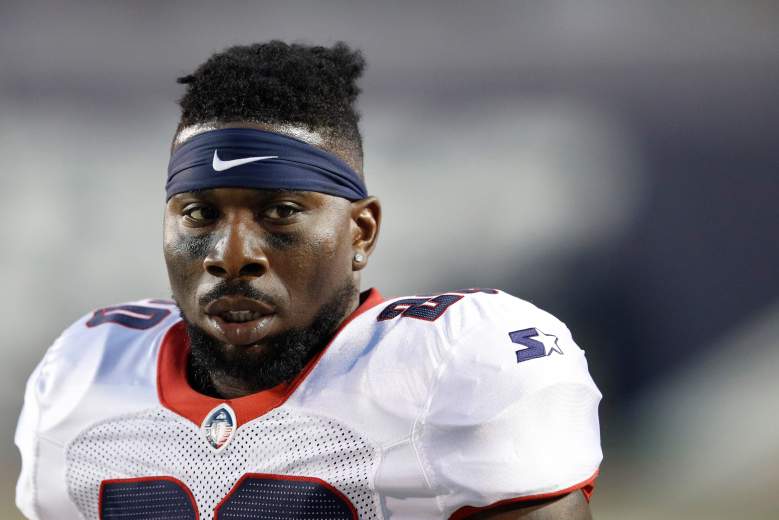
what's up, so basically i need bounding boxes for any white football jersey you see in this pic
[16,288,602,519]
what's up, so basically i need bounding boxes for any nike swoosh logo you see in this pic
[212,150,278,171]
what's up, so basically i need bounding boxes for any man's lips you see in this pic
[204,296,276,345]
[205,296,275,317]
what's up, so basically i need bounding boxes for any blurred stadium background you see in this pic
[1,1,777,518]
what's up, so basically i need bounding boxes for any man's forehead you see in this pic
[173,121,326,151]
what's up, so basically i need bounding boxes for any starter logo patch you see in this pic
[509,327,564,364]
[201,403,236,452]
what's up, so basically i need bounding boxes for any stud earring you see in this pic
[354,252,365,263]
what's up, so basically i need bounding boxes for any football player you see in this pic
[16,41,602,519]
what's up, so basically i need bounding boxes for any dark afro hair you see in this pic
[176,41,366,156]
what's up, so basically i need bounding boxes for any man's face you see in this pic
[165,186,357,331]
[163,186,365,392]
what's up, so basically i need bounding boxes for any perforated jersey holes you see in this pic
[215,474,357,519]
[66,407,379,519]
[100,478,197,520]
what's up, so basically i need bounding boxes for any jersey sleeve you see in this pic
[415,291,602,516]
[14,300,179,519]
[14,309,101,520]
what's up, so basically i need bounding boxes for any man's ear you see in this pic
[350,196,381,270]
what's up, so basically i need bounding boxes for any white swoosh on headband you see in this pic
[212,150,278,172]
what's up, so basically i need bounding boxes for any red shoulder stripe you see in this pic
[449,469,599,519]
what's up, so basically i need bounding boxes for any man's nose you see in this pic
[203,217,269,279]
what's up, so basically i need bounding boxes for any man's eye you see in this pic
[183,206,218,222]
[263,204,301,220]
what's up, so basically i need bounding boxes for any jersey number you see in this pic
[99,473,358,520]
[377,288,497,322]
[86,304,171,330]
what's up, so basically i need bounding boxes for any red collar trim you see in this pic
[157,288,384,427]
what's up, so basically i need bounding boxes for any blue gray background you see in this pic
[1,1,778,518]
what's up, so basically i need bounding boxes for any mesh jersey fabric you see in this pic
[67,408,379,519]
[16,289,602,519]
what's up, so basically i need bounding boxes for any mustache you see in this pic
[198,281,280,308]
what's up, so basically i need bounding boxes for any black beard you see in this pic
[180,279,357,398]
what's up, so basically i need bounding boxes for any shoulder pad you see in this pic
[29,299,180,437]
[409,289,602,511]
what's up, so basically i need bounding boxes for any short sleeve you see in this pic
[15,300,179,520]
[415,292,602,516]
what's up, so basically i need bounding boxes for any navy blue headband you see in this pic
[166,128,368,201]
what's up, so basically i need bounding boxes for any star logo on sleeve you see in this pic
[533,329,564,356]
[508,327,564,363]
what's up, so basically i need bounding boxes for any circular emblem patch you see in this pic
[201,404,236,452]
